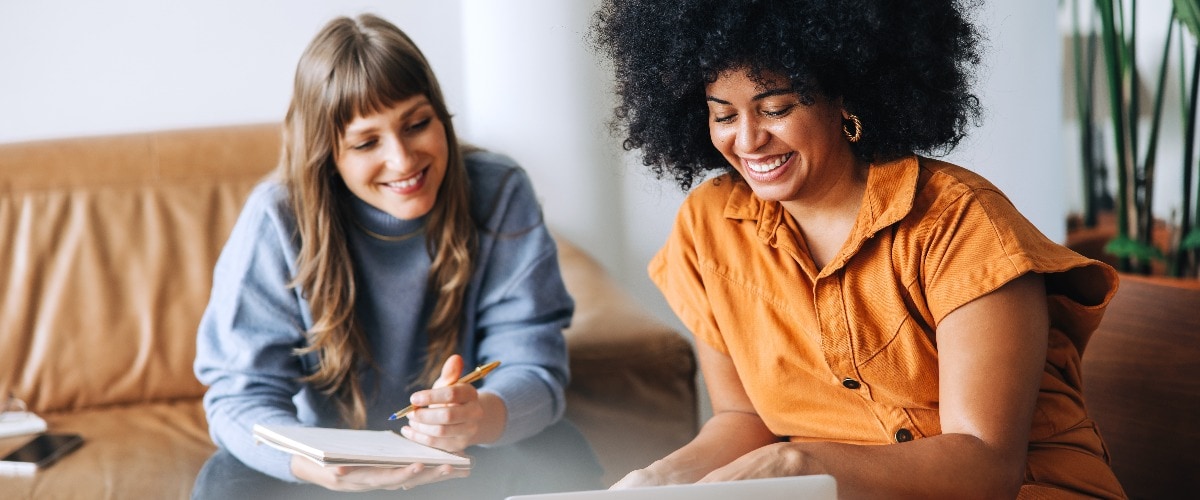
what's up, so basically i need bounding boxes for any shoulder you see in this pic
[905,157,1034,245]
[245,178,291,212]
[208,178,301,286]
[677,173,740,218]
[465,149,525,183]
[655,173,759,271]
[916,157,1006,200]
[465,150,533,198]
[231,178,298,243]
[908,157,1026,228]
[671,173,757,235]
[687,173,742,203]
[464,150,541,231]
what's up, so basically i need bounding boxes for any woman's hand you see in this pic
[698,442,811,483]
[609,461,674,489]
[610,342,781,490]
[611,440,807,489]
[291,455,469,492]
[401,355,491,452]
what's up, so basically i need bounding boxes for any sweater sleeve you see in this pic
[469,161,573,446]
[193,183,309,482]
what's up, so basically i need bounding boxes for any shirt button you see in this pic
[841,378,861,389]
[895,428,914,442]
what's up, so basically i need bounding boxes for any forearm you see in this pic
[647,411,779,484]
[775,433,1025,499]
[205,397,302,481]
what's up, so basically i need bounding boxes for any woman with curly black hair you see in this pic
[593,0,1125,497]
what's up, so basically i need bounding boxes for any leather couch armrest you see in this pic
[554,235,698,486]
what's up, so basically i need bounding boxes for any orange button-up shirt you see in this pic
[650,155,1125,498]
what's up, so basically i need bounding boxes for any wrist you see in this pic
[472,391,507,445]
[644,457,700,485]
[289,454,319,486]
[773,441,820,476]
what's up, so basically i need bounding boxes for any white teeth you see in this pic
[747,153,791,173]
[385,171,423,189]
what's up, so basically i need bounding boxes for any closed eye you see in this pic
[712,113,736,124]
[763,105,795,118]
[351,139,377,151]
[407,117,432,133]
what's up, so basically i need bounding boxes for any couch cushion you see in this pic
[0,400,214,498]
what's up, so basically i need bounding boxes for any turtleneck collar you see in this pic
[346,194,426,240]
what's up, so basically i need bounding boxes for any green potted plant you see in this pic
[1066,0,1200,277]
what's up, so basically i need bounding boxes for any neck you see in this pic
[780,157,869,271]
[781,157,869,225]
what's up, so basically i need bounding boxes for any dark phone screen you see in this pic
[2,433,84,467]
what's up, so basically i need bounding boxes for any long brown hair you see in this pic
[278,14,476,428]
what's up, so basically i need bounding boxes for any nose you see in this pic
[734,115,768,154]
[380,134,413,171]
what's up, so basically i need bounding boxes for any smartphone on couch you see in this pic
[0,432,84,475]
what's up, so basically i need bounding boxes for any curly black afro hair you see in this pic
[590,0,984,190]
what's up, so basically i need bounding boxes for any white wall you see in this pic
[0,1,465,142]
[0,0,1065,330]
[458,0,627,270]
[946,0,1066,243]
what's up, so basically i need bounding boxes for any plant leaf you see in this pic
[1104,235,1166,260]
[1182,228,1200,250]
[1097,0,1133,239]
[1175,0,1200,40]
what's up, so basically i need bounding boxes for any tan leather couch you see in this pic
[0,124,698,498]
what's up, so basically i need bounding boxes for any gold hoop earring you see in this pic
[843,114,862,143]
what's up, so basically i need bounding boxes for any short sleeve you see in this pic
[920,185,1117,350]
[648,187,729,355]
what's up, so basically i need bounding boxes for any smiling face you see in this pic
[706,69,861,206]
[334,94,449,220]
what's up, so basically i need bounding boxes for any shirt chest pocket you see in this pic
[843,284,941,410]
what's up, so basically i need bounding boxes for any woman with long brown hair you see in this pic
[192,13,599,498]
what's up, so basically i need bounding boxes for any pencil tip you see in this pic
[387,415,397,421]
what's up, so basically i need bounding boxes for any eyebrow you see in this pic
[706,88,795,105]
[343,97,433,137]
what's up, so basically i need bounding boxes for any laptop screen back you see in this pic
[505,475,837,500]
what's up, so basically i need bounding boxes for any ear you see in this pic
[837,100,854,121]
[827,95,849,118]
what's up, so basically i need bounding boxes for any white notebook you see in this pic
[0,411,47,439]
[506,475,837,500]
[252,424,471,469]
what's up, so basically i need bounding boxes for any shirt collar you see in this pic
[854,154,921,238]
[722,155,921,272]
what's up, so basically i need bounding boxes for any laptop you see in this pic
[505,475,837,500]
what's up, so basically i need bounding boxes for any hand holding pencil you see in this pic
[389,359,501,420]
[395,355,504,452]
